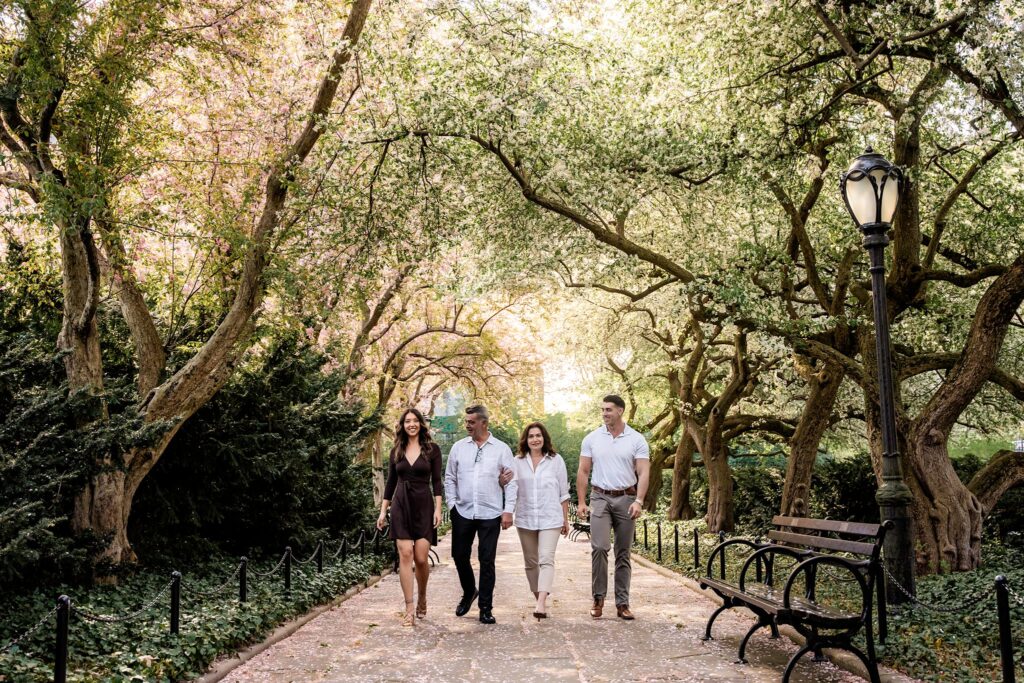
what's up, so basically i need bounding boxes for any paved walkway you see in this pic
[220,529,905,682]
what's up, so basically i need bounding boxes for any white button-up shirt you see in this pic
[509,452,570,530]
[580,423,650,490]
[444,433,516,520]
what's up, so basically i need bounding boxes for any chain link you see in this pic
[882,564,991,614]
[74,580,174,624]
[1006,583,1024,611]
[188,562,244,598]
[818,564,864,583]
[249,551,289,579]
[0,605,60,653]
[293,545,321,566]
[327,539,347,560]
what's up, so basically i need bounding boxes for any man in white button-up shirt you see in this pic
[444,405,515,624]
[576,394,650,621]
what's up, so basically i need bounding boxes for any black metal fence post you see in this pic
[643,520,648,550]
[374,530,381,555]
[284,547,292,594]
[55,595,70,683]
[718,530,726,579]
[877,567,888,644]
[239,557,248,603]
[170,571,181,635]
[341,538,348,563]
[673,524,679,564]
[693,528,700,569]
[316,541,324,573]
[996,575,1016,683]
[657,523,662,562]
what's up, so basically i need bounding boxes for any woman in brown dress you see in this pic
[376,408,443,626]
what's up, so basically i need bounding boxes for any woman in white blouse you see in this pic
[510,422,570,619]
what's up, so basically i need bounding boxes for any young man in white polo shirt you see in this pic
[576,394,650,620]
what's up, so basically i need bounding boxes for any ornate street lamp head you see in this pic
[840,147,903,234]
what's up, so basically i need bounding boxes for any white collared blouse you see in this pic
[510,452,570,531]
[444,433,516,520]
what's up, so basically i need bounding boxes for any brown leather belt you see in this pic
[592,485,636,497]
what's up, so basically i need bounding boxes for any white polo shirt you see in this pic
[580,423,650,490]
[443,433,516,519]
[509,453,570,530]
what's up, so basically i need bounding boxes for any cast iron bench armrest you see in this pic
[738,545,808,591]
[705,538,763,579]
[782,555,872,617]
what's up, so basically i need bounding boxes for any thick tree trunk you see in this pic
[704,440,734,532]
[361,428,388,507]
[668,432,696,521]
[72,470,133,573]
[57,220,104,396]
[780,357,844,517]
[71,428,180,569]
[643,447,671,511]
[904,436,982,571]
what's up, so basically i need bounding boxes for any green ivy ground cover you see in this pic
[0,552,387,682]
[632,516,1024,683]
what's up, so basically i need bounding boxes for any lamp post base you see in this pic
[877,474,915,603]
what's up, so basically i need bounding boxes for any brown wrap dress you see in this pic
[383,443,443,545]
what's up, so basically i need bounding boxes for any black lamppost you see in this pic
[840,147,916,603]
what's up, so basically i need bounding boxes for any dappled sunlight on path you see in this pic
[219,528,904,682]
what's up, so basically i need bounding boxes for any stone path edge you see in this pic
[192,566,395,683]
[630,552,917,683]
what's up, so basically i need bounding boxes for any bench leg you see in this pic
[701,602,731,641]
[843,644,881,683]
[781,644,814,683]
[769,621,780,639]
[736,615,773,664]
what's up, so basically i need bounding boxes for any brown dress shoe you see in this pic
[616,605,635,620]
[590,598,604,619]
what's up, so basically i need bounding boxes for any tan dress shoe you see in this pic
[616,605,635,620]
[590,598,604,618]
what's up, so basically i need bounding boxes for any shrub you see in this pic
[130,334,377,562]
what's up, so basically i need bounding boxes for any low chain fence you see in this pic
[0,525,395,683]
[620,515,1024,683]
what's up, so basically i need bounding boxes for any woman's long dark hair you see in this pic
[394,408,434,458]
[517,422,556,458]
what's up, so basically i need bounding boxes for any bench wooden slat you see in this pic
[772,515,880,538]
[767,529,877,555]
[743,584,860,625]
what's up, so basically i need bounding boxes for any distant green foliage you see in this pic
[130,334,378,561]
[677,451,880,535]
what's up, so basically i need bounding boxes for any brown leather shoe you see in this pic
[617,604,635,620]
[590,598,604,619]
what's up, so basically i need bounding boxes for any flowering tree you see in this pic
[0,0,374,569]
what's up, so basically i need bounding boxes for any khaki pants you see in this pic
[589,491,635,606]
[517,527,561,594]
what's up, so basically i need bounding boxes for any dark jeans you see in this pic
[450,507,501,610]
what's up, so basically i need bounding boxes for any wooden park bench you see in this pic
[698,516,891,683]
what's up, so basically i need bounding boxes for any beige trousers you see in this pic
[589,491,636,606]
[517,527,562,594]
